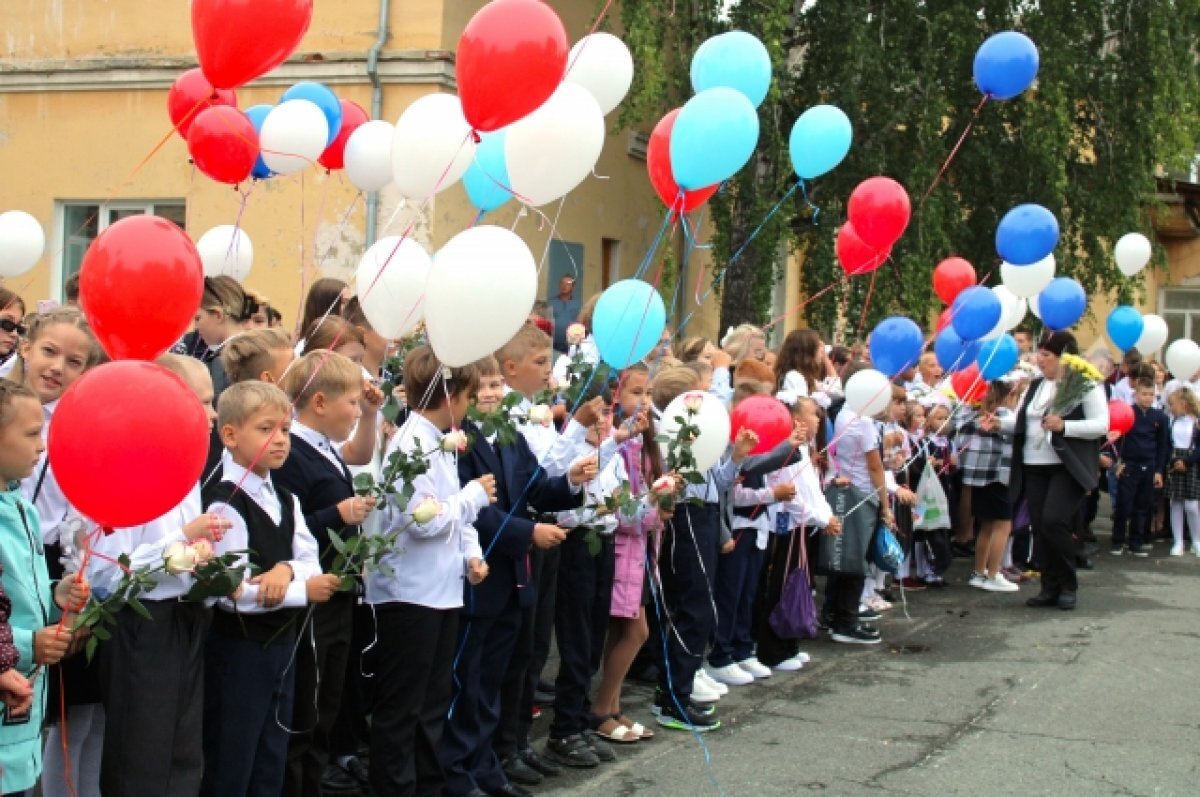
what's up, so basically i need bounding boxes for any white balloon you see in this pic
[344,121,395,192]
[983,285,1026,339]
[354,236,431,339]
[1028,293,1041,320]
[506,83,606,207]
[565,33,635,116]
[260,99,330,175]
[844,369,892,418]
[196,225,254,281]
[425,226,536,367]
[391,94,476,200]
[1165,339,1200,381]
[1000,254,1055,298]
[658,391,731,474]
[1114,232,1152,277]
[0,211,46,277]
[1135,314,1168,353]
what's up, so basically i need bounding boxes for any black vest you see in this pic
[203,479,301,642]
[1011,377,1102,496]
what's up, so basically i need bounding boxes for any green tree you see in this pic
[618,0,1200,340]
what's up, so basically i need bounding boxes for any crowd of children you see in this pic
[0,276,1196,797]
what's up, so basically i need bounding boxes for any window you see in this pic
[56,201,187,300]
[1161,287,1200,358]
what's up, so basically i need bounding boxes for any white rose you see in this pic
[191,538,215,564]
[411,497,441,525]
[164,541,199,575]
[682,393,705,413]
[566,323,587,346]
[442,430,469,452]
[527,404,553,427]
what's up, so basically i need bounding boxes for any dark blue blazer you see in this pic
[274,434,357,562]
[456,420,578,618]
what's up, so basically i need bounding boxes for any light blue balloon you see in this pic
[670,88,760,191]
[1105,305,1144,352]
[245,104,274,180]
[280,82,342,146]
[977,334,1019,381]
[789,105,852,179]
[691,31,773,108]
[593,280,667,369]
[1039,277,1086,330]
[462,131,511,213]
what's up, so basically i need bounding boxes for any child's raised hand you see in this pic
[572,397,606,429]
[789,421,808,447]
[360,379,386,411]
[55,575,90,613]
[305,574,340,604]
[732,428,759,461]
[183,512,232,543]
[34,625,72,665]
[338,496,377,525]
[569,455,599,485]
[250,563,294,608]
[475,474,498,503]
[467,557,489,585]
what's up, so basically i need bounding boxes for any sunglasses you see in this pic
[0,319,26,336]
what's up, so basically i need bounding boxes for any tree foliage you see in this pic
[617,0,1200,340]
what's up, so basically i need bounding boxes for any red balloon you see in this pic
[1108,400,1134,436]
[80,215,204,361]
[192,0,314,89]
[932,257,976,305]
[730,395,794,456]
[318,100,369,171]
[847,176,911,250]
[836,222,891,276]
[187,106,259,185]
[48,362,210,530]
[647,109,720,214]
[457,0,568,132]
[951,364,987,403]
[168,69,238,139]
[936,306,953,333]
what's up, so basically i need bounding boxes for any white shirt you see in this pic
[780,370,843,409]
[511,391,607,477]
[768,447,834,532]
[731,482,774,550]
[1111,377,1135,406]
[292,419,347,474]
[1172,415,1196,449]
[832,411,881,494]
[207,459,323,614]
[1002,380,1109,465]
[551,337,600,387]
[89,484,203,602]
[21,400,75,545]
[555,440,629,536]
[366,413,486,610]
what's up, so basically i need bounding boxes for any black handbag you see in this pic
[817,483,878,577]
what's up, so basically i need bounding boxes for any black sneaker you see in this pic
[831,624,882,645]
[320,764,361,796]
[518,747,561,777]
[582,730,616,762]
[655,702,720,732]
[650,688,715,718]
[544,735,600,768]
[688,700,716,717]
[502,753,544,785]
[858,605,882,622]
[818,608,834,632]
[1130,544,1151,558]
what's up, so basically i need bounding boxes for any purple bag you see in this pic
[769,531,819,640]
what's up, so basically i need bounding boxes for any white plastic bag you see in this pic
[912,462,951,531]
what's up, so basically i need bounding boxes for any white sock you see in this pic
[1186,501,1200,545]
[1172,502,1186,547]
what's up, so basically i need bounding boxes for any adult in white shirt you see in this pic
[989,332,1107,610]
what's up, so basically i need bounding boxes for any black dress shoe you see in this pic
[1026,591,1060,608]
[320,765,361,795]
[1076,557,1094,570]
[518,746,561,777]
[489,783,534,797]
[501,753,543,786]
[1058,591,1077,611]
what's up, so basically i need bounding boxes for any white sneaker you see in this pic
[1192,543,1200,557]
[736,657,772,679]
[705,662,754,686]
[980,572,1019,593]
[1170,544,1184,557]
[968,571,987,588]
[772,657,804,672]
[697,668,729,695]
[691,673,722,703]
[793,650,812,663]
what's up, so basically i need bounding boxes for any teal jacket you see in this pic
[0,486,59,793]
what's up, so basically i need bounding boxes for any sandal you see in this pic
[616,713,654,740]
[595,717,640,744]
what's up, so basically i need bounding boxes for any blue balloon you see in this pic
[789,105,852,180]
[280,82,342,146]
[996,203,1059,266]
[951,286,1002,342]
[935,327,982,373]
[869,316,924,378]
[691,31,773,108]
[1039,277,1086,330]
[670,87,760,191]
[977,334,1020,381]
[1106,305,1144,352]
[593,280,667,369]
[245,104,274,180]
[974,31,1040,101]
[462,131,511,213]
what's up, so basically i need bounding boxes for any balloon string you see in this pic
[920,94,989,206]
[798,178,821,226]
[857,269,877,342]
[761,275,843,331]
[563,0,617,77]
[632,208,677,281]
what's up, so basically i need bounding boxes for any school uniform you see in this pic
[1112,404,1170,550]
[201,461,322,797]
[440,419,578,797]
[827,412,881,633]
[90,485,210,797]
[365,414,488,797]
[708,473,774,669]
[1166,416,1200,502]
[273,422,361,797]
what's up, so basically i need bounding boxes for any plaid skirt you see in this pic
[1167,447,1200,501]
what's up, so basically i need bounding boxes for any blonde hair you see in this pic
[674,336,711,363]
[720,323,765,365]
[280,350,362,410]
[495,323,552,368]
[475,355,501,378]
[220,327,293,384]
[202,276,252,322]
[156,352,209,388]
[10,307,103,384]
[0,378,38,426]
[217,381,291,429]
[1170,386,1200,418]
[651,365,701,411]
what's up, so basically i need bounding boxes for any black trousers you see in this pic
[441,603,522,796]
[550,532,614,739]
[752,529,805,667]
[915,528,952,576]
[329,598,376,759]
[531,546,560,683]
[494,548,547,761]
[655,502,720,705]
[1022,465,1087,595]
[368,603,458,797]
[285,591,354,797]
[825,573,865,632]
[1112,462,1156,548]
[99,600,209,797]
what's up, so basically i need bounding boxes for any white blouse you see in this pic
[1003,380,1109,465]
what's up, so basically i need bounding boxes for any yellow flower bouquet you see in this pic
[1039,352,1101,447]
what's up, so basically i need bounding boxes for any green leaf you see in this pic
[91,624,111,641]
[127,598,152,621]
[339,574,357,592]
[328,529,347,555]
[85,634,99,663]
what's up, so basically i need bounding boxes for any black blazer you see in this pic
[456,420,579,618]
[1010,377,1103,498]
[274,434,357,561]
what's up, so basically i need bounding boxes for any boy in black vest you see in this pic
[275,350,383,797]
[201,382,340,797]
[1111,378,1171,556]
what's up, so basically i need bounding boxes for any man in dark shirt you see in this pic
[1112,379,1170,556]
[546,275,580,354]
